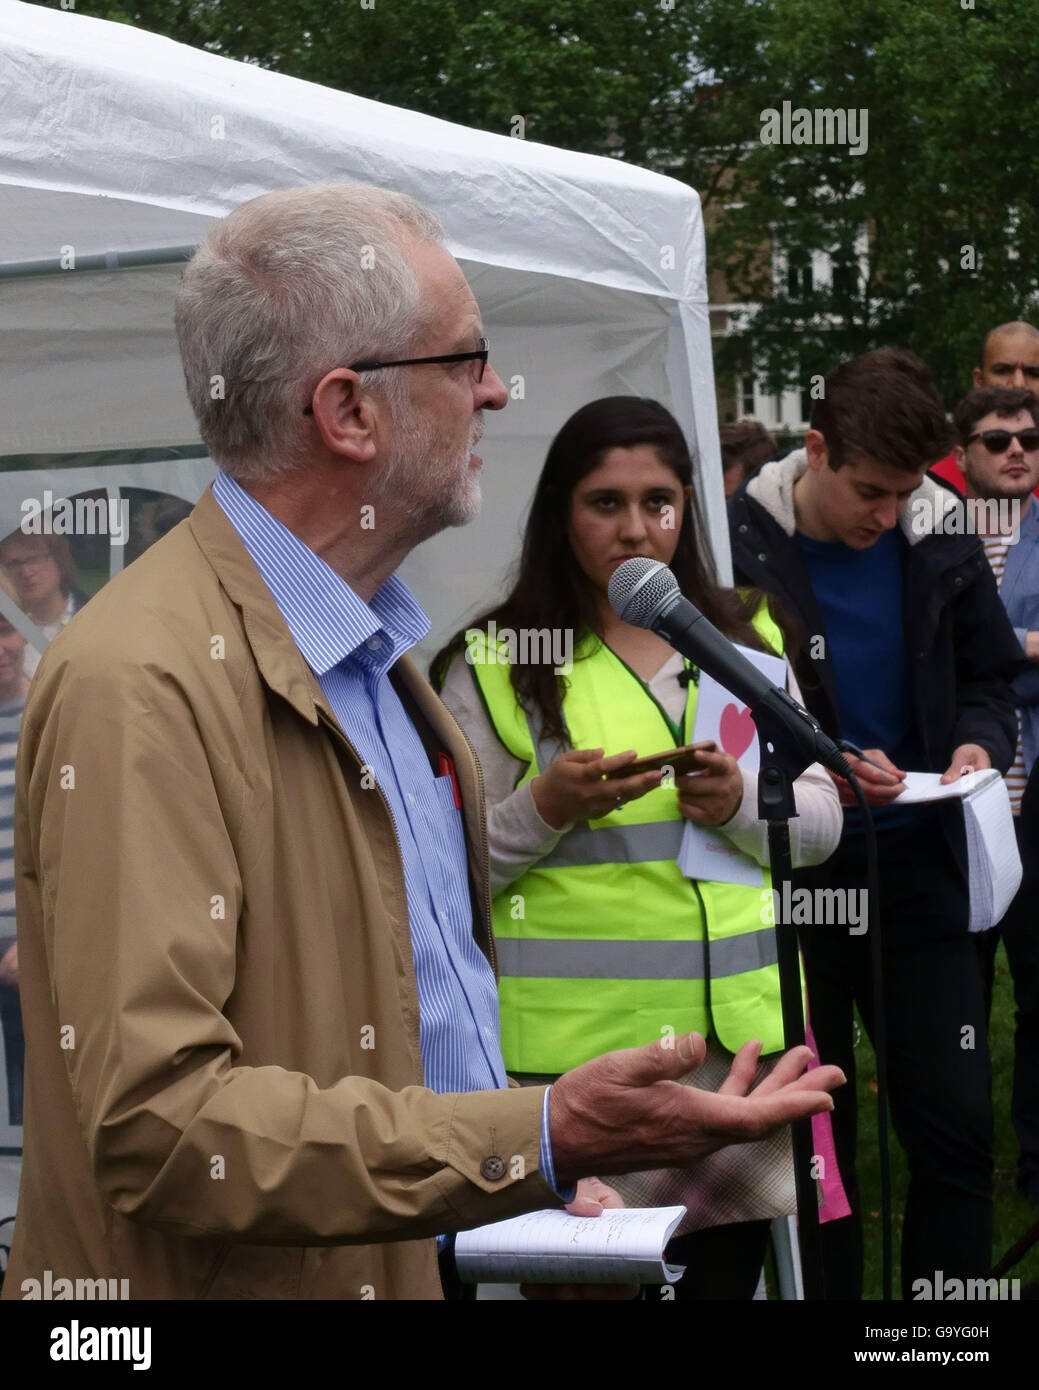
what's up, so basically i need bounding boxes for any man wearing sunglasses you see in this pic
[931,321,1039,498]
[954,384,1039,1214]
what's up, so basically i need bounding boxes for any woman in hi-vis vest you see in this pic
[433,398,842,1299]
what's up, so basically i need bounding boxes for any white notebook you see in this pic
[891,767,1000,803]
[454,1205,687,1285]
[961,774,1022,931]
[890,768,1020,931]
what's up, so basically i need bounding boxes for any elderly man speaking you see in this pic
[4,184,841,1301]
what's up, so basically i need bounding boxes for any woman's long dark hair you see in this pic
[431,396,790,745]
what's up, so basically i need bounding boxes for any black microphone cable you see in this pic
[835,739,892,1303]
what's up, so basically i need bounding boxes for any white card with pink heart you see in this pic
[677,644,787,888]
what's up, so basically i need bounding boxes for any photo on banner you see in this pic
[0,453,215,1173]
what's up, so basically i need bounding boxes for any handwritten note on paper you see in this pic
[677,823,764,888]
[454,1205,687,1285]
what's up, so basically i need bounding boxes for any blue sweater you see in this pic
[796,528,924,831]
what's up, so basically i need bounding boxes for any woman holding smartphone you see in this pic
[433,397,842,1298]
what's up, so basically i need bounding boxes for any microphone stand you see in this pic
[609,558,891,1299]
[750,700,825,1302]
[747,694,890,1302]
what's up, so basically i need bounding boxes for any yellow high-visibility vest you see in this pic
[468,605,790,1073]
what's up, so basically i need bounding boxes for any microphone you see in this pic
[607,557,852,778]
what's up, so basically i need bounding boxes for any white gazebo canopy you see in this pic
[0,0,730,653]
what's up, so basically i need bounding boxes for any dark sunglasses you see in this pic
[303,337,490,414]
[967,427,1039,454]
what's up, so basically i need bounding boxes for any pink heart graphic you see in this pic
[719,702,756,761]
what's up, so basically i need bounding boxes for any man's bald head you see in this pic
[974,321,1039,392]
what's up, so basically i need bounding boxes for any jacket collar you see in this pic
[1019,494,1039,543]
[188,485,494,955]
[745,447,960,546]
[189,484,336,728]
[999,495,1039,604]
[210,471,430,678]
[189,486,451,736]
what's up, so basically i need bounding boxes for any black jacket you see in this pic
[728,450,1023,778]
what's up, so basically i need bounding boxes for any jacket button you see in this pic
[758,553,767,562]
[738,524,748,533]
[954,576,963,586]
[480,1155,507,1182]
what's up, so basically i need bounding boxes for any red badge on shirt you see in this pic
[438,752,463,809]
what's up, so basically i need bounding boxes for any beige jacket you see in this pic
[3,487,556,1301]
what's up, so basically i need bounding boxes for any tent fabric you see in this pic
[0,0,732,650]
[0,1,704,295]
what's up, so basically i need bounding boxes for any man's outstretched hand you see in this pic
[549,1032,844,1185]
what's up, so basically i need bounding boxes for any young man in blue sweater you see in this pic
[729,348,1025,1300]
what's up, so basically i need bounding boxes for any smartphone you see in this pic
[602,740,717,780]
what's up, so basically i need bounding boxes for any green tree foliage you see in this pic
[705,0,1039,404]
[75,0,1038,402]
[88,1,715,169]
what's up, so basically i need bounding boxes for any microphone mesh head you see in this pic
[607,557,680,628]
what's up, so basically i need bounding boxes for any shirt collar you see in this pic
[212,471,430,676]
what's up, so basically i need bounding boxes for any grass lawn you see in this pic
[767,940,1039,1298]
[855,940,1039,1299]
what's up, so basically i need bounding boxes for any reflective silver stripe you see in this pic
[712,930,779,975]
[496,929,778,981]
[538,819,685,868]
[497,936,705,979]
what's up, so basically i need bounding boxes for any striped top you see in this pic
[982,537,1027,814]
[0,694,24,918]
[0,694,24,977]
[23,593,77,681]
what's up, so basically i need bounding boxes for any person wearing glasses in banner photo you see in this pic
[432,396,845,1300]
[7,184,844,1305]
[0,533,87,680]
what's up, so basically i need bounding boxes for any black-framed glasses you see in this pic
[968,427,1039,454]
[303,336,489,414]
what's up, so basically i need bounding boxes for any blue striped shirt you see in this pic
[212,474,561,1194]
[0,695,24,918]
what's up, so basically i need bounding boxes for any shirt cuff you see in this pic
[540,1086,577,1202]
[711,769,769,865]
